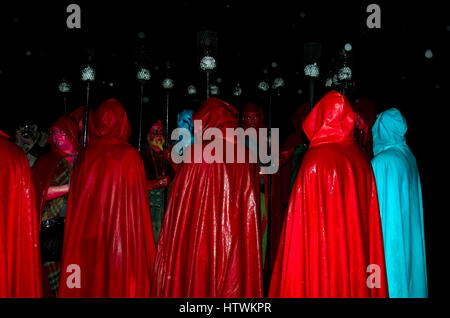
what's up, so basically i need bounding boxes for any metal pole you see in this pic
[165,90,170,149]
[267,92,273,272]
[82,82,90,148]
[309,77,314,110]
[63,95,68,115]
[206,72,210,99]
[138,82,144,152]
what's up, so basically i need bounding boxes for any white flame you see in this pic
[233,84,242,96]
[81,66,95,81]
[304,63,319,77]
[338,66,352,81]
[210,84,219,95]
[200,56,216,71]
[258,81,269,92]
[272,77,285,89]
[162,78,174,89]
[137,68,151,81]
[58,82,71,93]
[187,85,197,95]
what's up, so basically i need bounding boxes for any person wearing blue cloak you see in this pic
[371,108,428,298]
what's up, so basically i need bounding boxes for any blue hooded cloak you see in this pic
[371,108,428,298]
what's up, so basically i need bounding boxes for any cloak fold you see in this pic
[0,131,43,297]
[58,99,155,297]
[371,108,427,298]
[269,91,388,298]
[152,98,264,297]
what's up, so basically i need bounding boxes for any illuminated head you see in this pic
[147,120,165,152]
[241,103,264,129]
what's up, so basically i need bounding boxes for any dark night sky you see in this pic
[0,0,446,297]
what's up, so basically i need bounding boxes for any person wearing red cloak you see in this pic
[269,90,389,298]
[58,98,155,297]
[240,102,269,269]
[269,102,310,272]
[152,97,263,298]
[141,120,172,242]
[68,105,95,146]
[32,115,80,297]
[0,130,43,297]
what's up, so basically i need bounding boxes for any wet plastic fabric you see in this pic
[152,98,264,298]
[32,116,80,217]
[371,108,427,298]
[269,91,388,298]
[58,99,155,297]
[0,131,43,297]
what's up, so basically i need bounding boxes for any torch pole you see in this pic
[206,72,210,99]
[82,82,90,148]
[309,77,315,110]
[138,82,144,152]
[267,91,273,275]
[63,95,68,115]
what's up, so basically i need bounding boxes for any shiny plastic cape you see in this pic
[371,108,427,298]
[152,98,264,297]
[0,131,43,297]
[32,116,80,217]
[58,99,155,297]
[269,91,388,298]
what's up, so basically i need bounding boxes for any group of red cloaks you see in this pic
[0,90,389,298]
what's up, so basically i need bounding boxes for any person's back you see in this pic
[152,98,263,298]
[58,99,155,298]
[269,91,388,298]
[0,130,43,297]
[371,108,427,298]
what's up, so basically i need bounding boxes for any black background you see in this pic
[0,0,446,301]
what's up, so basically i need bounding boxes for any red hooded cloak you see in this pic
[0,130,43,297]
[152,98,263,297]
[269,91,388,298]
[32,115,80,218]
[58,98,155,297]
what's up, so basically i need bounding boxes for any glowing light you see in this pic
[143,96,149,103]
[299,12,306,18]
[216,77,223,84]
[258,81,269,92]
[200,56,216,71]
[109,82,114,87]
[297,89,303,95]
[137,68,151,81]
[332,74,339,85]
[25,50,32,56]
[210,85,219,95]
[233,84,242,96]
[425,49,433,59]
[272,77,285,89]
[137,32,146,39]
[344,43,352,51]
[187,85,197,95]
[325,78,333,87]
[338,66,352,81]
[304,63,319,77]
[81,66,95,81]
[271,62,278,68]
[263,68,269,74]
[162,78,174,89]
[58,81,71,93]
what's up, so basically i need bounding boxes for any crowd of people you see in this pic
[0,90,427,298]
